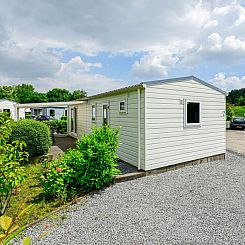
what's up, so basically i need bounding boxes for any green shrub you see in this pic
[226,103,234,121]
[41,126,120,200]
[60,116,67,120]
[76,126,120,192]
[0,113,28,215]
[11,120,52,157]
[44,120,67,134]
[41,149,83,201]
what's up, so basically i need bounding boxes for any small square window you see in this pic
[119,100,127,113]
[92,105,96,121]
[185,100,201,127]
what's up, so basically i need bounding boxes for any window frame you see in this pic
[118,99,127,113]
[184,99,201,128]
[102,103,109,125]
[92,104,96,121]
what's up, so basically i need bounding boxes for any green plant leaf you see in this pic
[0,216,12,231]
[22,236,31,245]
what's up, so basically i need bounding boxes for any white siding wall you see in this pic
[144,79,226,170]
[71,89,145,168]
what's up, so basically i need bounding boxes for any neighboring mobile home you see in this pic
[0,99,25,120]
[67,76,226,171]
[31,106,67,119]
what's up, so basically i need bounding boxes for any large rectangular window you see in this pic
[185,101,201,126]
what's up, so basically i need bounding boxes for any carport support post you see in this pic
[138,88,141,170]
[14,105,19,121]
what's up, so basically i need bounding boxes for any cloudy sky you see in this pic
[0,0,245,95]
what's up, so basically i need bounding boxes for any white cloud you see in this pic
[0,1,245,88]
[210,72,245,91]
[0,56,124,95]
[132,50,179,79]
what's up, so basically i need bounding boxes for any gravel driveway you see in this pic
[18,152,245,244]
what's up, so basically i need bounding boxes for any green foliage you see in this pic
[71,90,87,100]
[0,86,15,101]
[0,84,87,103]
[41,126,120,200]
[227,88,245,105]
[60,116,67,120]
[0,207,32,245]
[47,88,71,102]
[226,103,234,121]
[233,106,245,117]
[0,113,28,215]
[13,84,35,103]
[76,126,120,192]
[11,120,52,157]
[41,149,82,202]
[44,120,67,134]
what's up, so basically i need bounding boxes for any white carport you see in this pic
[14,101,85,121]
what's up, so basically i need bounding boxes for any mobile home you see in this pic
[67,76,226,171]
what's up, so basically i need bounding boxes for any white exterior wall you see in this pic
[0,100,25,120]
[144,79,226,170]
[69,89,145,168]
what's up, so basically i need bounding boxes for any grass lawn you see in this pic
[233,106,245,117]
[5,163,62,227]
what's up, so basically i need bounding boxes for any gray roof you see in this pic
[83,75,226,100]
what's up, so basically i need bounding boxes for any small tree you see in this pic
[226,103,234,121]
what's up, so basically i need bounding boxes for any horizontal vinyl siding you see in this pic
[145,79,226,170]
[85,89,145,168]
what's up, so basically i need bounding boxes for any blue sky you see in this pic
[0,0,245,95]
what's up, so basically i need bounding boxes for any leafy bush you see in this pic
[226,103,234,121]
[41,149,82,201]
[11,120,52,157]
[76,126,120,192]
[41,126,120,200]
[44,120,67,134]
[0,113,28,215]
[60,116,67,120]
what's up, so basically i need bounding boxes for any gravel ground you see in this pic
[16,152,245,244]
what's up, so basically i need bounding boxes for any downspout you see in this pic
[137,88,141,170]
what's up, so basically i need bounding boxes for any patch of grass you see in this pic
[5,163,62,227]
[233,106,245,117]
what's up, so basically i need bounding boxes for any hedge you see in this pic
[11,120,52,157]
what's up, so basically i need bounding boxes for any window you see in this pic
[185,100,201,126]
[71,107,77,133]
[102,104,109,125]
[50,109,55,117]
[92,105,96,121]
[3,109,10,117]
[119,100,127,113]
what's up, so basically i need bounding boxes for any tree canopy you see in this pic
[0,84,87,103]
[227,88,245,106]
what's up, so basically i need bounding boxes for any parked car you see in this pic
[36,115,54,121]
[230,117,245,130]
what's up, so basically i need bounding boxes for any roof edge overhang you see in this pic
[142,75,227,95]
[81,84,144,100]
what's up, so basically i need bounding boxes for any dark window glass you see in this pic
[50,109,55,117]
[187,102,200,124]
[120,102,125,111]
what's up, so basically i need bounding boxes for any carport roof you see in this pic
[15,101,85,109]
